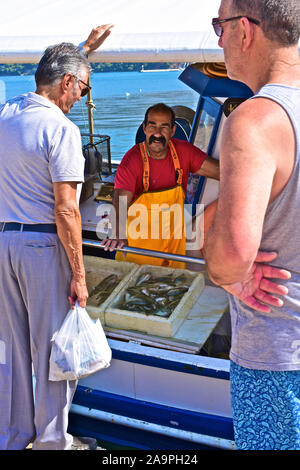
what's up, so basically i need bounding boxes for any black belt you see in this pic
[0,222,57,233]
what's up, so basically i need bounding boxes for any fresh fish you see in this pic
[173,274,187,285]
[167,287,189,297]
[116,271,191,317]
[89,274,119,306]
[89,281,103,298]
[155,296,168,306]
[152,309,171,318]
[136,273,152,286]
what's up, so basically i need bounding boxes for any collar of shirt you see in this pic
[25,92,65,116]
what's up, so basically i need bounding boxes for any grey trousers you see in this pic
[0,231,77,450]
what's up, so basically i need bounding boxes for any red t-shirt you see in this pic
[114,138,207,201]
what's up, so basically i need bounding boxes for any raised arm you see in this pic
[82,24,114,55]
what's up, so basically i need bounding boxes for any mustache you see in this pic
[149,135,166,145]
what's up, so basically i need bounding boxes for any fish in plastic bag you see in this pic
[49,302,111,381]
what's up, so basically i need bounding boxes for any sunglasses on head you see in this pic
[212,15,260,37]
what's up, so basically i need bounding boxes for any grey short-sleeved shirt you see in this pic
[0,92,85,223]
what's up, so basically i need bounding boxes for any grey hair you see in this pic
[35,42,91,87]
[231,0,300,46]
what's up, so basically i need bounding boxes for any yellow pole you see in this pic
[86,76,95,145]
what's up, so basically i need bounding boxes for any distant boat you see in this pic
[140,64,183,72]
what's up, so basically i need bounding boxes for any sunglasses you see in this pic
[77,78,92,97]
[212,16,260,37]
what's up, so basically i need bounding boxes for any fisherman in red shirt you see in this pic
[101,102,219,267]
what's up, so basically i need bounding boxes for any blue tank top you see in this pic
[229,83,300,371]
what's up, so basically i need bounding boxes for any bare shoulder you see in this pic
[224,96,293,144]
[221,96,295,202]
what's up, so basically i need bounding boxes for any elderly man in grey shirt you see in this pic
[0,26,112,450]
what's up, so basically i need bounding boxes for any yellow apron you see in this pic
[116,141,186,268]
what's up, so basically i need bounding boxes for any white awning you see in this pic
[0,0,223,64]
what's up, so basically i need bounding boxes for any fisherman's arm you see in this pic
[195,156,219,180]
[101,188,133,251]
[53,181,88,308]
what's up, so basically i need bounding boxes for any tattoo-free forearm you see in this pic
[112,189,133,239]
[196,156,220,180]
[54,202,85,282]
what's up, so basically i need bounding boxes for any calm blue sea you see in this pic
[0,71,198,162]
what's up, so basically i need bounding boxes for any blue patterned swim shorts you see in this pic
[230,361,300,450]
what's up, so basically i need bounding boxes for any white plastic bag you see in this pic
[49,302,112,381]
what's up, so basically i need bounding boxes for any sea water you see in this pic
[0,71,198,162]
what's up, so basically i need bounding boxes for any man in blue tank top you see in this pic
[206,0,300,450]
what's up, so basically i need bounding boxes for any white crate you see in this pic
[84,256,139,322]
[104,264,205,337]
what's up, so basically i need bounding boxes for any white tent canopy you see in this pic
[0,0,223,64]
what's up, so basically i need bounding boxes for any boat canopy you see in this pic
[0,0,224,64]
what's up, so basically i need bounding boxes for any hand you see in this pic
[82,24,114,55]
[100,237,127,252]
[221,251,291,313]
[68,277,89,308]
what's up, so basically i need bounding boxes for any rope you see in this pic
[80,99,89,147]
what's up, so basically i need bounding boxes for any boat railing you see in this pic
[82,238,206,266]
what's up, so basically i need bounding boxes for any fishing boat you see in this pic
[0,0,267,451]
[74,63,252,451]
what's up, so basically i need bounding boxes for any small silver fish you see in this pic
[136,273,152,286]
